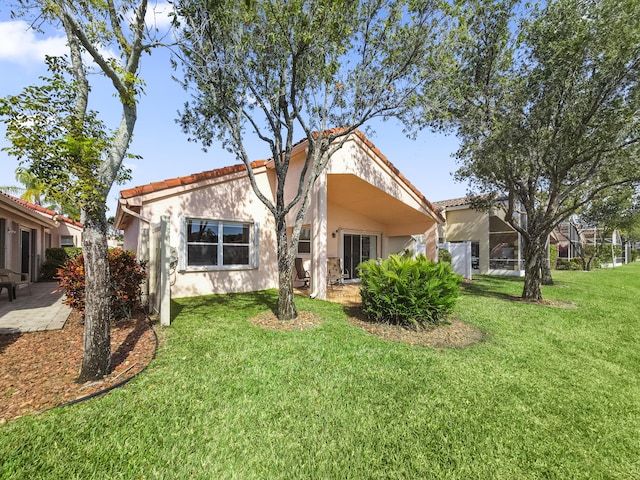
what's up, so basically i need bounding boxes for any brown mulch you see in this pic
[0,311,156,423]
[249,308,485,350]
[510,297,577,308]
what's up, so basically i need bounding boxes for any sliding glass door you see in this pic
[343,234,377,279]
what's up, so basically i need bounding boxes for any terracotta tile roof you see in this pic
[432,196,473,210]
[118,130,443,222]
[0,192,83,227]
[432,194,497,211]
[120,160,268,199]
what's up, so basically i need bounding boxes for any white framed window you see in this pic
[183,218,257,270]
[297,226,311,255]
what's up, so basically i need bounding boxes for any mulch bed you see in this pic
[0,311,156,423]
[250,307,485,349]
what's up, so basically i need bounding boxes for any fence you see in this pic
[140,215,171,326]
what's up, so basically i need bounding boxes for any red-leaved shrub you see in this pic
[57,248,147,320]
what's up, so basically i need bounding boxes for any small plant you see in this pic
[438,249,452,264]
[57,248,146,320]
[358,254,462,327]
[40,247,83,280]
[556,258,582,270]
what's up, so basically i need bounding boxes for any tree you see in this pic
[1,164,80,219]
[1,1,156,381]
[174,0,453,319]
[579,185,640,266]
[450,0,640,300]
[580,186,640,238]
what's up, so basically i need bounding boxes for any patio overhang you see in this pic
[327,174,439,236]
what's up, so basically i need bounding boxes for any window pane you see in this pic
[300,227,311,240]
[223,223,249,244]
[60,235,74,247]
[298,241,311,254]
[188,220,218,243]
[188,244,218,266]
[223,245,249,265]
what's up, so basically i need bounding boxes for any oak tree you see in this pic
[450,0,640,299]
[175,0,453,319]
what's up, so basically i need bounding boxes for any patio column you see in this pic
[311,172,327,300]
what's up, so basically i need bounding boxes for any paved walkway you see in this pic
[0,282,71,334]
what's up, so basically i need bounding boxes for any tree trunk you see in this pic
[77,210,111,382]
[540,255,554,285]
[276,220,297,320]
[522,237,544,300]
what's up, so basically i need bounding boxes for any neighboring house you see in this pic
[552,221,584,261]
[434,196,525,276]
[581,226,625,267]
[114,130,444,301]
[0,192,83,281]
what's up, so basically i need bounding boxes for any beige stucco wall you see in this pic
[443,207,490,274]
[0,205,49,279]
[327,140,428,214]
[132,172,279,298]
[49,222,83,248]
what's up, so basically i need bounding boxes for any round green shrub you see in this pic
[358,254,462,327]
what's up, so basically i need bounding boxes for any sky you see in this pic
[0,4,468,217]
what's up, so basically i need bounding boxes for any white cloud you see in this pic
[0,21,67,66]
[146,1,174,31]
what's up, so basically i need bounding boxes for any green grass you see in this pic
[1,264,640,479]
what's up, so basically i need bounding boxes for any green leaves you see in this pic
[358,254,462,327]
[0,56,131,214]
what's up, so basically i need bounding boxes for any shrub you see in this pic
[549,244,559,270]
[40,247,83,281]
[438,249,452,264]
[631,249,639,262]
[358,254,462,327]
[57,248,147,320]
[556,258,581,270]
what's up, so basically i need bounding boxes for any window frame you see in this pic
[181,216,258,271]
[60,235,75,247]
[297,225,312,256]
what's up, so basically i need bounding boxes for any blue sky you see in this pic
[0,5,467,216]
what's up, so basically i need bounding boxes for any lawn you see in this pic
[1,264,639,479]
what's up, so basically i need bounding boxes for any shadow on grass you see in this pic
[462,275,525,302]
[172,290,279,316]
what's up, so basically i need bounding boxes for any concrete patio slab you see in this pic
[0,282,71,334]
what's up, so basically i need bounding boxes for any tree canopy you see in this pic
[450,0,640,299]
[175,0,455,319]
[1,0,158,381]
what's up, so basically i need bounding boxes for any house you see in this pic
[114,130,444,301]
[434,196,525,276]
[581,226,626,267]
[0,192,83,281]
[552,221,584,261]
